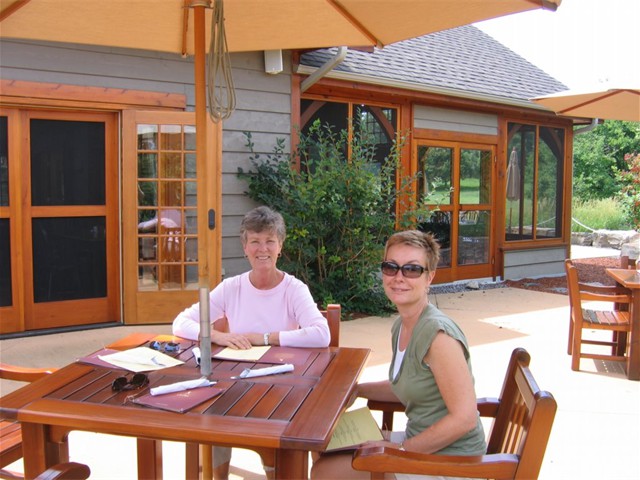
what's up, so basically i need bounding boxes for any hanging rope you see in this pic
[207,0,236,122]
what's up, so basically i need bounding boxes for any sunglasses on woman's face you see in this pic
[112,373,149,392]
[381,261,427,279]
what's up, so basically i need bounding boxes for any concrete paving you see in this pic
[1,246,638,479]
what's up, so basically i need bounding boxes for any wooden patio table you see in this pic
[0,333,370,479]
[606,268,640,380]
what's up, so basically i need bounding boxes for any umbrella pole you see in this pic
[194,2,212,377]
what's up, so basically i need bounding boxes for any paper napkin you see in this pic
[236,363,294,379]
[150,377,215,396]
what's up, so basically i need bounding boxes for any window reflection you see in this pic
[459,149,491,205]
[506,123,564,241]
[418,146,452,205]
[458,210,490,265]
[418,211,451,268]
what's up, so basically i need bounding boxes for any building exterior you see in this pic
[0,25,574,334]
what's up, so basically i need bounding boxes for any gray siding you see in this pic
[413,105,498,135]
[0,40,292,278]
[503,247,568,280]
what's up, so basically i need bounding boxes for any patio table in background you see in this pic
[606,268,640,380]
[0,333,369,479]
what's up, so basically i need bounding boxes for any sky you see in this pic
[474,0,639,91]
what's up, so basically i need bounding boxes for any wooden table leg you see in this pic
[627,293,640,380]
[184,442,201,480]
[274,449,308,479]
[21,423,59,479]
[137,438,163,479]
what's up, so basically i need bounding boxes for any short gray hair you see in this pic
[240,206,286,244]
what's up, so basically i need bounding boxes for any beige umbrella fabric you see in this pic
[532,88,640,122]
[0,0,562,374]
[0,0,561,55]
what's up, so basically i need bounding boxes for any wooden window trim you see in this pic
[0,79,186,111]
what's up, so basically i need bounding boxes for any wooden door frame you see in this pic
[413,131,498,284]
[122,110,222,325]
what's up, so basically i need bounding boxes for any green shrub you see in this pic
[616,153,640,231]
[572,198,632,232]
[237,122,431,316]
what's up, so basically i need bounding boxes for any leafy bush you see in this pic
[237,122,430,316]
[572,198,631,232]
[573,120,640,201]
[616,152,640,231]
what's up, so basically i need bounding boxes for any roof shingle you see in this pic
[300,25,567,103]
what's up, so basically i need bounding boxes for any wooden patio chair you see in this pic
[33,462,91,480]
[620,255,637,269]
[356,348,557,479]
[564,259,631,371]
[194,304,342,480]
[1,363,57,480]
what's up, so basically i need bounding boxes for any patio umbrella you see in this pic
[531,87,640,122]
[0,0,562,375]
[506,147,520,232]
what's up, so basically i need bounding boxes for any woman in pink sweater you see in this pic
[172,205,330,479]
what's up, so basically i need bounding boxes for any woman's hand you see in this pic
[213,332,252,349]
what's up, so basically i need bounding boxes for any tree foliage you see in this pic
[237,121,431,316]
[572,120,640,200]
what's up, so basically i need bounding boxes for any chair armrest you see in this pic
[352,445,518,479]
[34,462,91,480]
[0,363,56,382]
[366,399,404,414]
[366,399,404,430]
[476,397,500,417]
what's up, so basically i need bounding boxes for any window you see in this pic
[300,99,398,169]
[506,123,564,241]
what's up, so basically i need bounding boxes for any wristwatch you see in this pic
[263,332,270,346]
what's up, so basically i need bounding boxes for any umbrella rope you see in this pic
[207,0,236,122]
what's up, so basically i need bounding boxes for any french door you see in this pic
[0,108,119,333]
[121,110,221,325]
[415,140,496,283]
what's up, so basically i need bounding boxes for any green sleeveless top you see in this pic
[389,303,487,455]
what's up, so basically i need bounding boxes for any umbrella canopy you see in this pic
[0,0,561,55]
[531,88,640,122]
[0,0,562,374]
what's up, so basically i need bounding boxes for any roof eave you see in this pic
[296,64,556,113]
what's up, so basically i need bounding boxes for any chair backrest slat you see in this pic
[321,304,341,347]
[486,348,557,479]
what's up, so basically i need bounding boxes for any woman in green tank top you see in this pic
[312,230,487,479]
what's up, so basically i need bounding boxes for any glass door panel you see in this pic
[418,146,452,205]
[136,123,197,291]
[416,141,495,282]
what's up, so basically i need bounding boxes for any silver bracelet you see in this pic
[263,332,269,346]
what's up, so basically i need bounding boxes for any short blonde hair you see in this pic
[384,230,440,272]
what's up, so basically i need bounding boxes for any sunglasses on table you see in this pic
[148,340,180,353]
[112,373,149,392]
[381,261,428,278]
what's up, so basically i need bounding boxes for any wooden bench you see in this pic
[355,348,557,479]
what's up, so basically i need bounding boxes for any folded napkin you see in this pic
[236,363,294,379]
[150,377,216,396]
